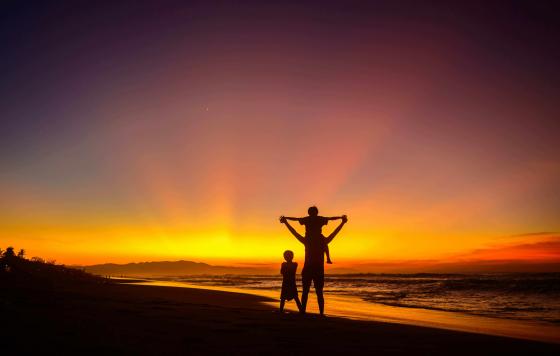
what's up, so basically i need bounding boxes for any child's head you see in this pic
[308,206,319,216]
[283,250,294,262]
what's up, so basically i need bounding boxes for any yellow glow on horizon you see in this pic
[2,2,560,272]
[2,211,558,267]
[1,84,559,268]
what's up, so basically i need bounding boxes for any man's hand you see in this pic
[279,216,287,224]
[342,215,348,223]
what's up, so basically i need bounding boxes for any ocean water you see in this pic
[153,273,560,325]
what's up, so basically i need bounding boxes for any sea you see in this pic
[148,273,560,325]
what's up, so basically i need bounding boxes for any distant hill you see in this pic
[80,260,275,277]
[77,258,560,277]
[81,259,560,277]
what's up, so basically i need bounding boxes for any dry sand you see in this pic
[2,281,559,355]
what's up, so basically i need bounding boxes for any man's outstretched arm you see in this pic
[325,216,344,221]
[283,217,301,221]
[325,216,348,244]
[280,218,305,244]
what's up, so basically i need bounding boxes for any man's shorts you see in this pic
[301,266,324,291]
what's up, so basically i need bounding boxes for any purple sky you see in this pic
[1,1,559,264]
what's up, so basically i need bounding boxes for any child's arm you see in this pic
[279,216,301,223]
[325,216,348,244]
[325,215,345,221]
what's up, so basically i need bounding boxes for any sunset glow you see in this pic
[1,1,559,270]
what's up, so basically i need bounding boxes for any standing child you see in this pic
[279,250,302,313]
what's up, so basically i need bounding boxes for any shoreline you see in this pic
[130,278,560,344]
[3,280,559,354]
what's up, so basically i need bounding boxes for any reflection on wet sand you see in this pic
[132,279,560,344]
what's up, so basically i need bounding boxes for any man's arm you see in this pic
[280,218,305,244]
[325,216,348,244]
[284,217,301,221]
[325,216,344,221]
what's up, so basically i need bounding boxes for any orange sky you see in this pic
[1,2,559,270]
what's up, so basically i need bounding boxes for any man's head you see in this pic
[283,250,294,262]
[308,206,319,216]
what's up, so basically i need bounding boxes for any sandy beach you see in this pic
[3,281,559,355]
[133,278,560,344]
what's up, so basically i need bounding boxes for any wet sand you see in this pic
[133,279,560,344]
[2,282,559,355]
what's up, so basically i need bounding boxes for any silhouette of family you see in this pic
[279,206,347,315]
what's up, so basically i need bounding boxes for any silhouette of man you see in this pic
[283,206,345,264]
[280,214,347,315]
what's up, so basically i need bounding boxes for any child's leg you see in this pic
[280,298,285,312]
[294,295,303,313]
[325,243,332,264]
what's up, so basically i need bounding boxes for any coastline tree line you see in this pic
[0,246,106,285]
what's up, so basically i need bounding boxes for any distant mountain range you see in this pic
[78,259,560,277]
[79,260,276,277]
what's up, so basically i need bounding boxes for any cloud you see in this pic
[347,236,560,273]
[452,238,560,262]
[507,232,558,238]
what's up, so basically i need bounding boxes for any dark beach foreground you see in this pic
[2,281,559,355]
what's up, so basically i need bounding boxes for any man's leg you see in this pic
[301,273,312,314]
[325,244,332,264]
[313,274,325,315]
[294,295,303,312]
